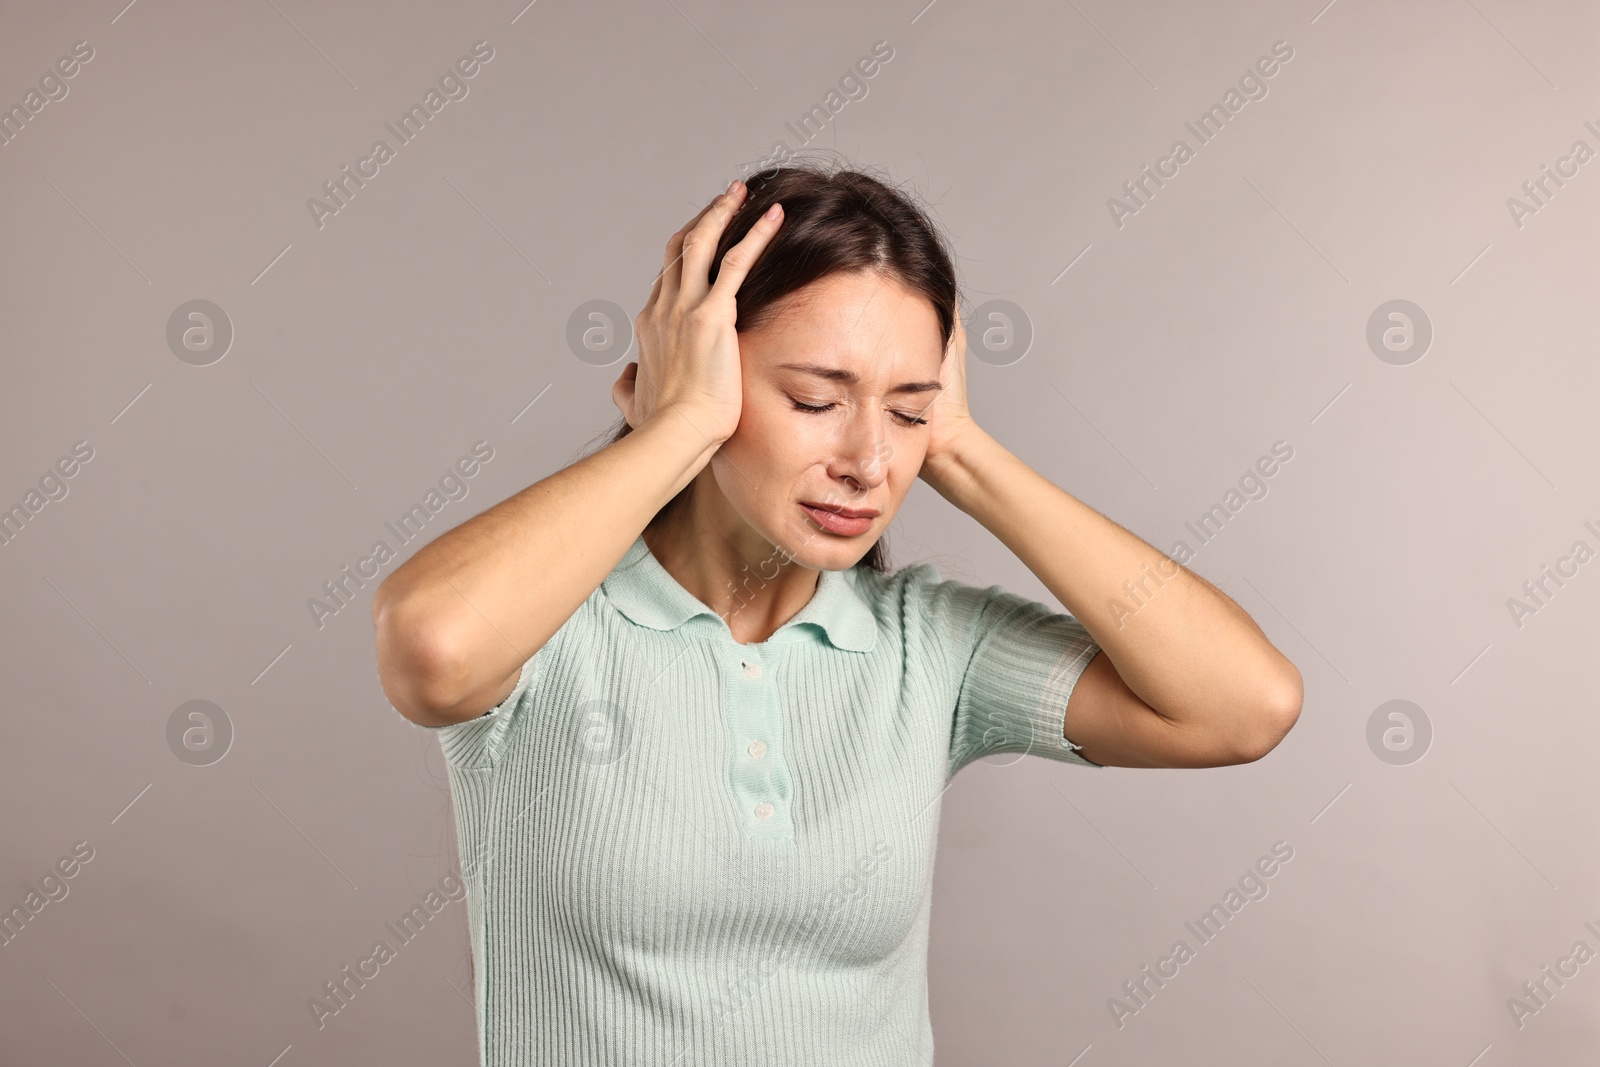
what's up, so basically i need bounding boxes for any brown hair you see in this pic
[585,158,960,574]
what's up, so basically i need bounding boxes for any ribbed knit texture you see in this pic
[423,534,1104,1066]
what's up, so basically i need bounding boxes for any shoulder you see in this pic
[851,558,1002,618]
[848,559,1012,657]
[847,558,941,613]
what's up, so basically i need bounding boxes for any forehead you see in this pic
[746,271,943,378]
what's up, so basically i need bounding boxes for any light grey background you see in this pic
[3,0,1597,1063]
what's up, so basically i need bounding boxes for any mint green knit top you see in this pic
[425,533,1104,1065]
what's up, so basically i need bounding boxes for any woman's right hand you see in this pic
[613,180,785,447]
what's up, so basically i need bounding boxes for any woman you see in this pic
[373,162,1302,1065]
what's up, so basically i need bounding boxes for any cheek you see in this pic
[715,411,802,494]
[728,401,784,463]
[884,436,928,486]
[738,397,826,460]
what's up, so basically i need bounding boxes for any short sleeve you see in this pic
[418,634,559,770]
[906,564,1106,779]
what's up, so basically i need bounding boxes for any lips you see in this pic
[799,502,877,537]
[798,502,880,519]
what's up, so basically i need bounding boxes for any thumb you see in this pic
[612,362,640,425]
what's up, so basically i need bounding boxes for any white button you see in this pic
[754,801,774,819]
[743,662,762,679]
[747,739,768,759]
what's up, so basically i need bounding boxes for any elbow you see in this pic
[1230,666,1303,764]
[373,594,466,726]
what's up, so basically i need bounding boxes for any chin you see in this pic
[774,517,876,571]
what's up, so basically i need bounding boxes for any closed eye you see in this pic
[792,400,927,426]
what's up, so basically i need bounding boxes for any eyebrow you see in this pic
[775,362,943,396]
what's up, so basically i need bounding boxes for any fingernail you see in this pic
[726,179,741,195]
[764,203,781,219]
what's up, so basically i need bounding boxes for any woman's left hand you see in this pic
[920,310,980,477]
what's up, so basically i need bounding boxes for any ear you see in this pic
[611,362,640,428]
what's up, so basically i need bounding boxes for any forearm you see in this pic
[374,408,719,709]
[921,426,1300,729]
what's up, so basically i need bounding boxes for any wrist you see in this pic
[631,410,724,483]
[641,404,731,451]
[920,421,991,498]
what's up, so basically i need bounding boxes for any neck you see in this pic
[642,514,820,645]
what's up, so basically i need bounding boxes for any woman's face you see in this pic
[702,269,946,572]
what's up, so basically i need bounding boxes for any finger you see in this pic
[648,210,707,308]
[945,306,965,352]
[651,185,741,308]
[611,362,638,424]
[677,184,751,308]
[705,201,783,306]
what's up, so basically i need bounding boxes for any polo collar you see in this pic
[601,534,878,652]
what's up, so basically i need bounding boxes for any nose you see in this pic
[827,405,892,493]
